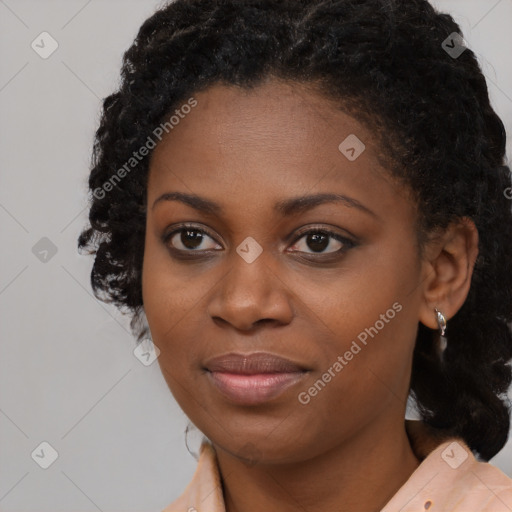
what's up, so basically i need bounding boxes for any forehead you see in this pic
[147,79,414,221]
[151,79,378,165]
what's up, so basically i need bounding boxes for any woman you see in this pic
[78,0,512,510]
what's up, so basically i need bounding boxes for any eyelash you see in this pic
[162,223,356,260]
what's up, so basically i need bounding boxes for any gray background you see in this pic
[0,1,511,511]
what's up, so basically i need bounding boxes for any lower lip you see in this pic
[207,371,307,405]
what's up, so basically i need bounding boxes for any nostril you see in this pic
[211,316,227,326]
[254,318,274,326]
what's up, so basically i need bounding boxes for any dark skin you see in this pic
[142,78,479,512]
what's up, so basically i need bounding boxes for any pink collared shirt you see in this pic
[163,420,512,511]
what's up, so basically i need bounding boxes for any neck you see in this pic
[215,417,421,512]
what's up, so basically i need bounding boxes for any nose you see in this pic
[207,249,295,331]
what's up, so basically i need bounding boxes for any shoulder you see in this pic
[384,425,512,512]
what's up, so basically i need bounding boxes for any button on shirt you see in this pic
[162,420,512,512]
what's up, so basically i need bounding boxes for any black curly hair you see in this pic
[78,0,512,461]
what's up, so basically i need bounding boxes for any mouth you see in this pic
[204,352,309,406]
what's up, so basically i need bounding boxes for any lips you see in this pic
[204,352,307,374]
[204,352,309,405]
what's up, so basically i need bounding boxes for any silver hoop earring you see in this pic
[184,422,201,461]
[434,307,448,361]
[434,307,446,336]
[184,421,209,461]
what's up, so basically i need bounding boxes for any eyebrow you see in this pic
[275,193,377,218]
[152,192,222,215]
[152,191,377,218]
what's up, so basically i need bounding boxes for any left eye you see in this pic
[288,230,351,254]
[166,228,221,251]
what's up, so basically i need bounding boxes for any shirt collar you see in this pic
[163,420,510,512]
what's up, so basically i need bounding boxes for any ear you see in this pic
[418,216,479,330]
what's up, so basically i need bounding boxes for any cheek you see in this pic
[141,235,223,387]
[142,234,205,336]
[142,239,191,372]
[296,240,420,394]
[141,249,206,408]
[292,241,417,340]
[292,304,416,451]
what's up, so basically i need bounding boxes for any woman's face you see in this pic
[142,79,429,463]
